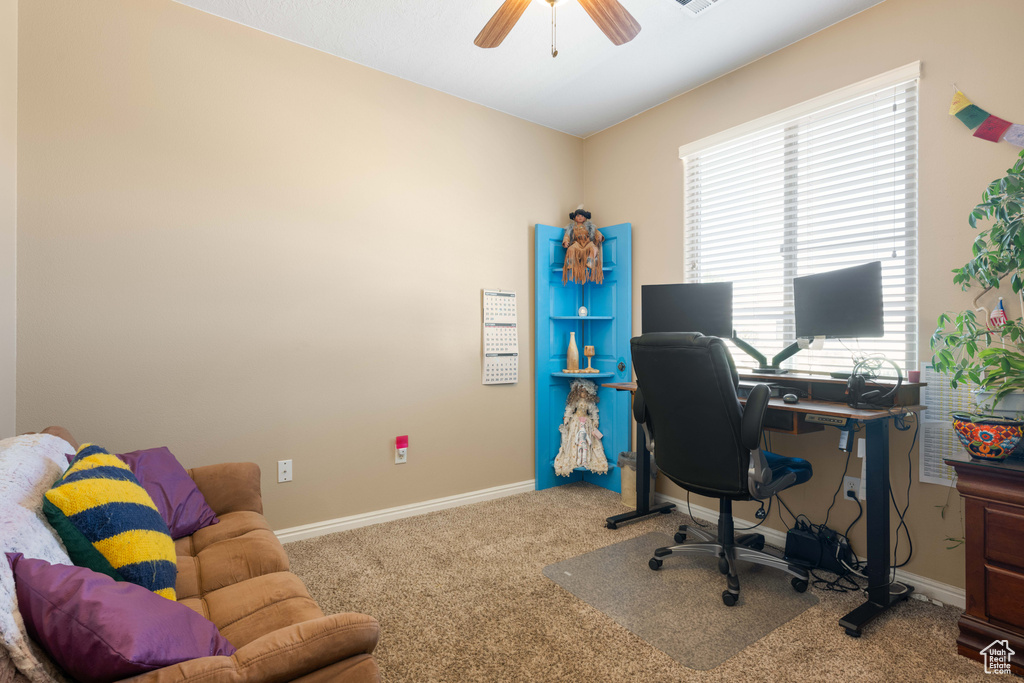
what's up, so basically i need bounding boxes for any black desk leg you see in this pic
[838,418,913,637]
[605,419,675,529]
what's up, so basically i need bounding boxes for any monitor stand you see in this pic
[731,335,803,375]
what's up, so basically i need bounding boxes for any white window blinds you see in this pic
[682,76,919,375]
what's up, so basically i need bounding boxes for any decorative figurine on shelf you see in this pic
[565,332,580,373]
[554,379,608,476]
[562,207,604,286]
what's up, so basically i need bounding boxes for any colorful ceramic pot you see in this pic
[952,413,1024,461]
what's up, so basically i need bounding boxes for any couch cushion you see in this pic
[182,511,274,554]
[43,445,176,600]
[198,573,324,648]
[174,512,289,600]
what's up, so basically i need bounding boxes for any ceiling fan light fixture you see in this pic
[475,0,640,51]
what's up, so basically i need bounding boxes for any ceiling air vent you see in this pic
[675,0,720,15]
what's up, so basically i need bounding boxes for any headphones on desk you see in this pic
[846,356,903,409]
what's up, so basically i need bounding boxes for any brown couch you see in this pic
[46,429,381,683]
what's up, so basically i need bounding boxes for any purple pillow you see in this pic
[7,554,236,683]
[67,446,219,539]
[119,448,220,539]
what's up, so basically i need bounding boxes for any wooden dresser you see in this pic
[947,456,1024,675]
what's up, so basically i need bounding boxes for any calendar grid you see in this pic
[483,290,519,384]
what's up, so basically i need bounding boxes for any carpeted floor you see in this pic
[285,482,987,682]
[543,532,819,670]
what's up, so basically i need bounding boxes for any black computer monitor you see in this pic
[641,282,733,337]
[793,261,884,339]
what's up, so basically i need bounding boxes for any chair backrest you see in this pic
[630,332,749,498]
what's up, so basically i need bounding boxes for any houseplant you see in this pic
[931,149,1024,422]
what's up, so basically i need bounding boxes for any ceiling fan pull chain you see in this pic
[551,2,558,58]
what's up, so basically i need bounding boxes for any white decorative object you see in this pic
[554,380,608,476]
[0,434,75,682]
[578,306,588,317]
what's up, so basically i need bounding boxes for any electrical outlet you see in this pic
[278,459,292,483]
[395,435,408,465]
[843,476,860,501]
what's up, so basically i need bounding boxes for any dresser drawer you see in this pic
[986,565,1024,630]
[985,507,1024,568]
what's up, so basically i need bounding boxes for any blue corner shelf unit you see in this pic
[535,223,632,492]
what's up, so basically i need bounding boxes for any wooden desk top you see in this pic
[601,381,924,421]
[738,370,925,387]
[759,396,924,421]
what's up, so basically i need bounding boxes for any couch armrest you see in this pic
[127,613,380,683]
[188,462,263,516]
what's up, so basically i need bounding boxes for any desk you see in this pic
[607,373,925,637]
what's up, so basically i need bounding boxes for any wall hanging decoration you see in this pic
[482,289,519,385]
[949,86,1024,147]
[554,379,609,476]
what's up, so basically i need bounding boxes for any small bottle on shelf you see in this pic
[566,332,580,372]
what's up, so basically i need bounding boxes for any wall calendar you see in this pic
[483,289,518,384]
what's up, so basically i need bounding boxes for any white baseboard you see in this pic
[275,479,536,544]
[655,492,966,609]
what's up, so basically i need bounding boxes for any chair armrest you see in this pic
[188,462,263,515]
[127,613,380,683]
[632,388,655,453]
[740,384,769,451]
[632,387,646,424]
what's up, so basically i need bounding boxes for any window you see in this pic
[681,65,919,375]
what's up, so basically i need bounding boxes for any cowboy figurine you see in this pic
[562,208,604,285]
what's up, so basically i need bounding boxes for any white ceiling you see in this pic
[173,0,886,137]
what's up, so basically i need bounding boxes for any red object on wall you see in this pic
[974,114,1013,142]
[395,435,408,449]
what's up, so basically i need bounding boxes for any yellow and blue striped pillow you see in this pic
[42,444,177,600]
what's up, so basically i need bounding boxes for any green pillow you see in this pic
[43,444,177,600]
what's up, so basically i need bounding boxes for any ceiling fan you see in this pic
[474,0,641,52]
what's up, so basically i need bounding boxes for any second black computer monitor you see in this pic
[641,282,733,337]
[793,261,884,339]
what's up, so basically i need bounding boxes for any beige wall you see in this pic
[0,0,14,438]
[16,0,1015,589]
[584,0,1024,589]
[16,0,583,528]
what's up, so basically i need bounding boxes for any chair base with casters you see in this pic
[647,498,809,606]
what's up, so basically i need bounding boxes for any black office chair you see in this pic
[631,332,813,606]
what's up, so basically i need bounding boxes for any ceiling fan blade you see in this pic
[577,0,641,46]
[474,0,533,48]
